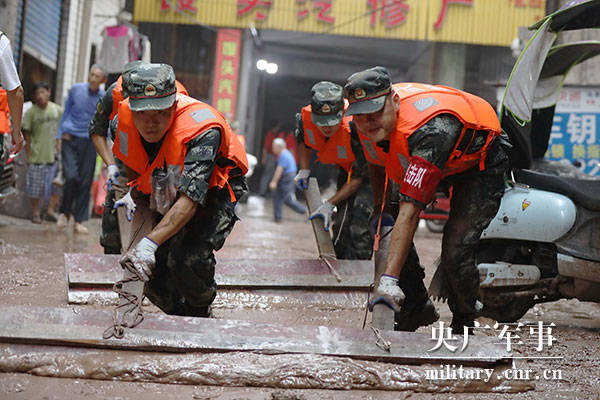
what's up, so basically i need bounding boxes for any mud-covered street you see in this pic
[0,197,599,399]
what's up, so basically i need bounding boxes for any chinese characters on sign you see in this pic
[211,29,242,121]
[237,0,273,21]
[296,0,335,24]
[428,321,557,353]
[160,0,198,13]
[548,87,600,175]
[145,0,547,46]
[367,0,409,28]
[434,0,473,31]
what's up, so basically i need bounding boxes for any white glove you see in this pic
[369,275,406,313]
[294,169,311,190]
[309,200,335,232]
[119,236,158,282]
[106,164,120,191]
[113,190,136,221]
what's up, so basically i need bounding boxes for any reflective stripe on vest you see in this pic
[358,132,387,167]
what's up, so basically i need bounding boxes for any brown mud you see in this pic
[0,196,599,399]
[0,344,530,393]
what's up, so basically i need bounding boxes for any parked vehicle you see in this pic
[430,0,600,322]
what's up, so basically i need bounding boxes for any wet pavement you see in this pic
[0,195,599,399]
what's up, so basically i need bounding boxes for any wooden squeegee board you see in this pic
[65,253,374,289]
[0,305,509,366]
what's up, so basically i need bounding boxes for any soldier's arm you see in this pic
[89,84,117,166]
[384,201,421,277]
[146,193,197,246]
[383,114,461,278]
[293,112,311,171]
[145,128,222,245]
[400,114,461,208]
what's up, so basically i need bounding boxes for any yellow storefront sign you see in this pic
[136,0,545,47]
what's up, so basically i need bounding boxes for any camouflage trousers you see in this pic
[439,166,506,326]
[331,179,374,260]
[395,140,509,326]
[142,188,239,317]
[100,187,122,254]
[100,164,129,254]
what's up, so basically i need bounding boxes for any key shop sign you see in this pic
[211,29,242,121]
[548,87,600,176]
[136,0,546,46]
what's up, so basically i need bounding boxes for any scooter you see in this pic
[430,0,600,323]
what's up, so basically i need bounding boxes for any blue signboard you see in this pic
[547,87,600,176]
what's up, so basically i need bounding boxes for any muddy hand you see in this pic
[106,164,120,191]
[119,237,158,282]
[114,190,136,221]
[309,200,335,231]
[369,274,405,313]
[294,169,310,190]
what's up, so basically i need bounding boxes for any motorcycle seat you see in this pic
[515,169,600,211]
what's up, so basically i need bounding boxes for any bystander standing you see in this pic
[22,82,62,223]
[56,65,107,233]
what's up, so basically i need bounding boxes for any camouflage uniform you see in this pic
[389,114,511,329]
[331,124,373,260]
[89,82,128,254]
[128,128,247,316]
[295,116,374,260]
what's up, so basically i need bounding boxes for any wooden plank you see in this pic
[304,177,336,259]
[106,200,154,338]
[65,254,373,290]
[67,288,369,306]
[372,226,396,331]
[0,306,510,366]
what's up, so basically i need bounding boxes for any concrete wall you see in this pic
[0,0,19,43]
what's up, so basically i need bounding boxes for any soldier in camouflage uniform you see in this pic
[345,67,511,332]
[111,63,248,317]
[89,61,147,253]
[295,82,373,260]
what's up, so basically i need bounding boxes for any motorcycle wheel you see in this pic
[425,219,445,233]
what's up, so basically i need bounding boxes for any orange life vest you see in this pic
[112,94,248,199]
[110,76,189,120]
[0,88,10,134]
[357,130,387,167]
[300,105,355,172]
[385,82,501,184]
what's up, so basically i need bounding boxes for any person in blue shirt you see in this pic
[56,65,107,234]
[269,138,307,222]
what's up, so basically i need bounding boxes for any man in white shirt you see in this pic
[0,31,25,155]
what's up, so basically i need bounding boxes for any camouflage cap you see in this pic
[344,66,392,115]
[125,63,177,111]
[121,61,147,98]
[310,81,344,127]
